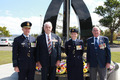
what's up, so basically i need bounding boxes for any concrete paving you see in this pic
[0,46,12,51]
[0,63,120,80]
[0,63,17,80]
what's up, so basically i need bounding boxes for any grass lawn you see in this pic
[0,51,12,65]
[0,51,120,65]
[111,52,120,63]
[113,40,120,44]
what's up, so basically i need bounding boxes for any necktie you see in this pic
[26,37,29,42]
[95,38,98,49]
[73,41,75,46]
[48,35,52,54]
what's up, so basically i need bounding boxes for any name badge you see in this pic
[76,45,82,50]
[31,43,36,47]
[68,45,71,47]
[21,43,25,47]
[51,38,58,42]
[99,43,106,49]
[91,43,94,44]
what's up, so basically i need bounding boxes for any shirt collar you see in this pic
[45,33,51,37]
[72,39,77,42]
[94,36,99,40]
[23,34,29,38]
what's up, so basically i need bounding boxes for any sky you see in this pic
[0,0,106,35]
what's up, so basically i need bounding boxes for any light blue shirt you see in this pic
[23,34,30,40]
[94,36,99,45]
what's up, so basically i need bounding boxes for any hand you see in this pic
[56,60,60,67]
[36,62,42,69]
[14,67,20,72]
[106,63,110,68]
[87,63,90,69]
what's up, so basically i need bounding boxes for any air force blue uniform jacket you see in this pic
[65,39,84,80]
[12,34,36,67]
[12,34,36,80]
[87,36,111,68]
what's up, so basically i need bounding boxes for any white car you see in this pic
[0,37,13,46]
[117,36,120,41]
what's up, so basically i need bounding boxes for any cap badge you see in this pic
[27,22,30,26]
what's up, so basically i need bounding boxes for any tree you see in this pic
[104,29,117,40]
[0,26,11,37]
[31,34,39,38]
[94,0,120,44]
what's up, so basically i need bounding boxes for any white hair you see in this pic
[92,26,100,31]
[44,21,52,28]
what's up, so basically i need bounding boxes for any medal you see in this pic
[76,45,82,50]
[31,43,36,47]
[99,43,106,49]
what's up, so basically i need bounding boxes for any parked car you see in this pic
[116,36,120,41]
[0,37,13,46]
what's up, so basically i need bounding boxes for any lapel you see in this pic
[91,37,94,44]
[75,39,80,45]
[99,36,104,44]
[29,35,32,43]
[21,34,26,40]
[43,33,49,50]
[70,39,74,46]
[89,37,94,48]
[51,33,55,48]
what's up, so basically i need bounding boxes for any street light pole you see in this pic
[63,0,70,43]
[40,15,42,34]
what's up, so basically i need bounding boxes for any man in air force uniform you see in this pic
[12,21,36,80]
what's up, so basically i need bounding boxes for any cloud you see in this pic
[5,10,12,16]
[0,16,43,35]
[0,0,106,35]
[83,0,105,25]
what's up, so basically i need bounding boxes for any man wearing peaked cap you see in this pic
[65,28,84,80]
[12,21,36,80]
[21,21,32,28]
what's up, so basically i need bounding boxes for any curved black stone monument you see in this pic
[42,0,93,43]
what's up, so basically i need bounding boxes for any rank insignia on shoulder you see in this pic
[76,45,82,50]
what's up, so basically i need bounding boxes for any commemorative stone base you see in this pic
[35,72,67,80]
[35,63,119,80]
[35,71,90,80]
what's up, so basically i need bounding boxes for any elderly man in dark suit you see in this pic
[12,21,36,80]
[36,21,61,80]
[87,27,111,80]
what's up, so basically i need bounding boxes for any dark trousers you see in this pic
[41,66,56,80]
[18,67,35,80]
[18,61,35,80]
